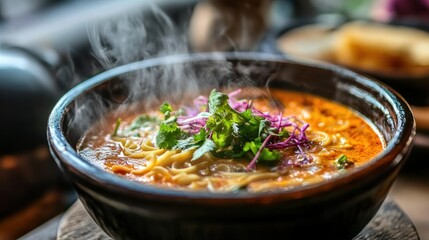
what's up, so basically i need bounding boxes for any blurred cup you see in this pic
[188,0,273,52]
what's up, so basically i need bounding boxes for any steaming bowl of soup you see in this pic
[47,52,415,240]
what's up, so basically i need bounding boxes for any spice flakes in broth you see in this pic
[77,89,384,193]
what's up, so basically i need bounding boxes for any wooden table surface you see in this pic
[18,198,419,240]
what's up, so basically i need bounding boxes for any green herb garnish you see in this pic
[112,118,121,136]
[153,89,310,170]
[112,114,159,138]
[156,122,184,149]
[129,115,158,131]
[160,102,172,119]
[334,154,353,170]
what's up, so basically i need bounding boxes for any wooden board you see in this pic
[56,199,419,240]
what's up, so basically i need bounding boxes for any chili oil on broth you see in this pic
[77,89,384,193]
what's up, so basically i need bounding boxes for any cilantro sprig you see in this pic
[154,89,310,170]
[156,121,184,149]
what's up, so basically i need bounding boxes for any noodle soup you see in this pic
[77,88,384,193]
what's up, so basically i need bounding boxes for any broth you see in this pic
[77,89,384,193]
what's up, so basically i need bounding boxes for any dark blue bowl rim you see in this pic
[47,52,415,200]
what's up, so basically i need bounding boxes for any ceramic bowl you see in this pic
[47,52,415,240]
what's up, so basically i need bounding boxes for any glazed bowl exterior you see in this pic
[47,52,415,240]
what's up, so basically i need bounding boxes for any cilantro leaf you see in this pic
[172,129,215,161]
[243,139,281,162]
[175,128,208,150]
[258,119,269,137]
[208,89,229,113]
[175,137,197,150]
[193,128,207,142]
[192,139,215,161]
[237,117,261,141]
[243,139,261,154]
[156,122,184,149]
[160,102,172,114]
[239,108,253,120]
[259,148,281,161]
[210,117,234,148]
[334,155,353,169]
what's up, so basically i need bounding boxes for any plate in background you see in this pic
[260,17,429,132]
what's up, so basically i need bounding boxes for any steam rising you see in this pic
[87,5,203,105]
[67,3,275,140]
[88,5,188,69]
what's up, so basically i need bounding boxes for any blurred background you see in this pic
[0,0,428,239]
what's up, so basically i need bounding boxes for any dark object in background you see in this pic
[0,46,71,216]
[0,41,81,226]
[0,45,60,153]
